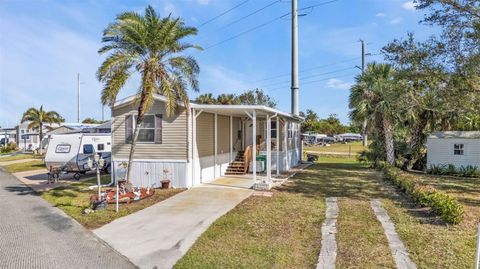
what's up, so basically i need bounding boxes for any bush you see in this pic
[382,164,464,224]
[0,142,18,153]
[427,163,480,178]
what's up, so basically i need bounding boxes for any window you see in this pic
[271,121,277,138]
[125,114,162,144]
[97,144,104,151]
[83,144,94,154]
[454,144,464,155]
[55,144,71,153]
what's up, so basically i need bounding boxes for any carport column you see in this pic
[192,109,196,186]
[214,113,218,178]
[266,114,272,183]
[230,115,233,162]
[252,110,256,183]
[276,116,280,176]
[284,120,288,170]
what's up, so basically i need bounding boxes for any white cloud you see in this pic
[326,79,352,90]
[375,12,386,17]
[402,1,416,11]
[390,17,403,25]
[197,0,210,5]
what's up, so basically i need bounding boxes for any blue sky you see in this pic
[0,0,439,126]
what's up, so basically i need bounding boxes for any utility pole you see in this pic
[77,73,81,123]
[360,39,368,147]
[291,0,299,116]
[102,105,105,121]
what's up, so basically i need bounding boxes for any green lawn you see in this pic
[381,173,480,268]
[40,176,184,229]
[3,160,46,173]
[304,141,366,154]
[0,153,40,161]
[175,157,396,269]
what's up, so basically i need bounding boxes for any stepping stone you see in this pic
[316,197,338,269]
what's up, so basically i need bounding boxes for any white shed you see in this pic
[427,131,480,169]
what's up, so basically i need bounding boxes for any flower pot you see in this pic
[161,180,170,189]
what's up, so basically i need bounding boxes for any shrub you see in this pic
[428,163,480,178]
[0,142,17,153]
[382,164,464,224]
[459,165,480,178]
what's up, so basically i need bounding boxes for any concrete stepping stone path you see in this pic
[316,197,339,269]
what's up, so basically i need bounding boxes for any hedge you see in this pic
[380,163,464,224]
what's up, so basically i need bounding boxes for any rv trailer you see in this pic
[45,133,111,179]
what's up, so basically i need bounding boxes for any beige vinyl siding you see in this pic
[232,117,242,151]
[112,101,188,160]
[217,115,229,154]
[196,112,214,157]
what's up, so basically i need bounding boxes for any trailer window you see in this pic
[55,144,71,153]
[83,144,94,154]
[97,144,104,151]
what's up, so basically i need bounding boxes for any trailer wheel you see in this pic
[73,173,81,180]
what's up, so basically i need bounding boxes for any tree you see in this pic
[350,62,401,165]
[217,93,237,105]
[236,88,276,108]
[21,105,64,152]
[97,5,201,184]
[82,118,105,124]
[195,93,216,104]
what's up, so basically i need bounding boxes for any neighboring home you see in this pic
[427,131,480,169]
[0,127,17,146]
[335,133,363,142]
[15,121,62,150]
[84,121,111,133]
[111,94,303,189]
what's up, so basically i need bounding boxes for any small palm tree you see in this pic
[217,93,237,105]
[21,106,64,152]
[97,5,201,183]
[349,62,400,165]
[195,93,217,104]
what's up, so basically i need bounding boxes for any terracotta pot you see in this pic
[161,180,170,189]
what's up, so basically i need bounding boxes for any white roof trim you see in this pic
[114,94,303,121]
[429,131,480,139]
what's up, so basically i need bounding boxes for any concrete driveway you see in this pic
[94,184,253,269]
[0,168,136,269]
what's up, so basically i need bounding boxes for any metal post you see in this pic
[276,116,280,176]
[214,113,217,178]
[230,115,233,162]
[252,110,256,183]
[266,115,271,183]
[475,224,480,269]
[284,121,288,170]
[291,0,299,116]
[77,73,80,123]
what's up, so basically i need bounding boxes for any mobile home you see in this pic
[111,94,303,190]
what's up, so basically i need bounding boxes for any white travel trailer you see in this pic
[45,133,112,179]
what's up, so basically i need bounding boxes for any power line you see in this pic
[202,0,340,51]
[260,66,356,87]
[267,72,357,91]
[198,0,250,28]
[220,0,281,30]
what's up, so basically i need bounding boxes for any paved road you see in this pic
[0,168,136,269]
[95,180,253,269]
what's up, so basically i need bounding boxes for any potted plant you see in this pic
[161,169,171,189]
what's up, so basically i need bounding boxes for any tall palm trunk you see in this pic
[126,93,148,185]
[404,114,428,170]
[362,119,368,146]
[382,117,395,165]
[39,123,43,154]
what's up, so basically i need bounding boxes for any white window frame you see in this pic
[453,143,464,156]
[134,114,157,144]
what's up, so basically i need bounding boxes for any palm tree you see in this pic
[195,93,217,104]
[97,5,201,183]
[349,62,400,165]
[217,93,237,105]
[21,106,64,153]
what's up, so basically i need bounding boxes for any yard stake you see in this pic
[475,223,480,269]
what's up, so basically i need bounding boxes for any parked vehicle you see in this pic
[45,133,111,179]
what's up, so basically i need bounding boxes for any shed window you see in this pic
[454,144,464,155]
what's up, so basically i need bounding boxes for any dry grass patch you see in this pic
[4,160,45,173]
